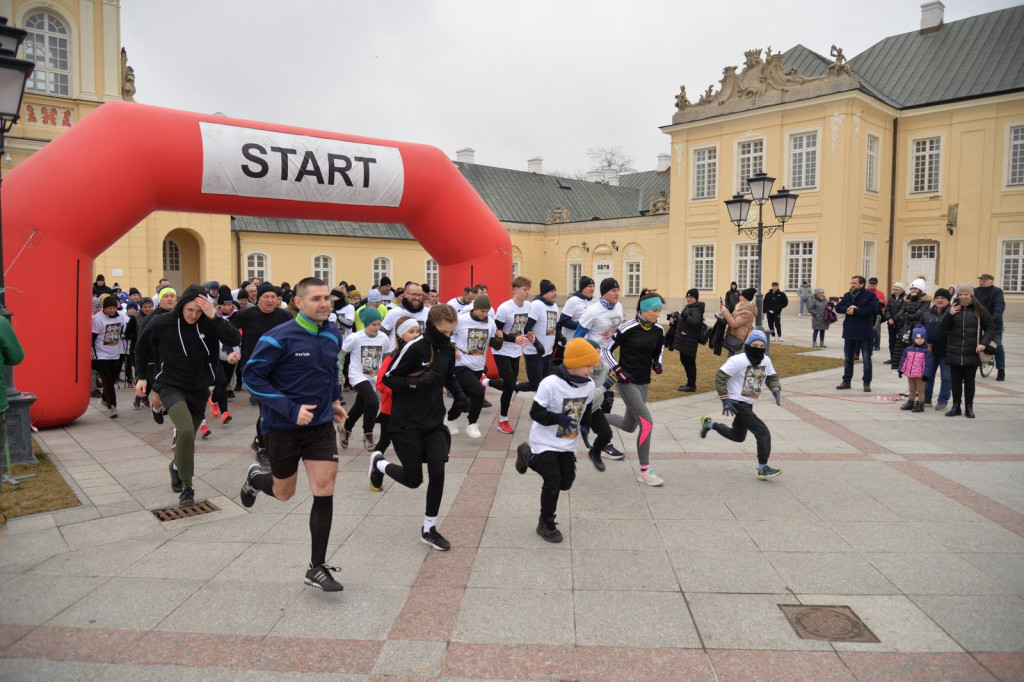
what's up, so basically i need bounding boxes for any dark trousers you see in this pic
[949,364,978,407]
[712,402,772,465]
[991,329,1005,371]
[387,427,450,517]
[92,358,119,408]
[677,351,696,387]
[887,323,898,358]
[344,381,379,434]
[766,312,782,337]
[490,355,522,417]
[843,338,873,386]
[529,449,576,521]
[523,353,551,392]
[448,366,485,424]
[375,412,392,455]
[211,359,232,414]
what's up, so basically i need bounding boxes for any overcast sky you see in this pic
[120,0,1019,176]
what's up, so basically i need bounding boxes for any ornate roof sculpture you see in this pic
[671,46,858,124]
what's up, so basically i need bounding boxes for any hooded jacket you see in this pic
[135,285,240,393]
[383,321,467,432]
[940,301,994,368]
[672,300,706,356]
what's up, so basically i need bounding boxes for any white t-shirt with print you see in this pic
[493,299,532,359]
[528,373,594,454]
[92,311,124,361]
[453,311,497,372]
[523,299,559,357]
[342,329,394,386]
[578,299,624,352]
[718,353,777,405]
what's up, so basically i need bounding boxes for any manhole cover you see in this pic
[779,604,879,642]
[151,500,220,521]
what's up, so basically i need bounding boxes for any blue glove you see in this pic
[557,412,577,431]
[721,399,737,417]
[771,388,781,406]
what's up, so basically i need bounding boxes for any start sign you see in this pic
[199,122,404,207]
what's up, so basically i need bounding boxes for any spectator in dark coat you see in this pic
[835,275,879,391]
[884,282,906,363]
[762,282,789,341]
[920,288,951,410]
[940,284,994,418]
[808,288,830,348]
[723,282,740,313]
[890,278,929,370]
[973,274,1005,381]
[667,289,705,392]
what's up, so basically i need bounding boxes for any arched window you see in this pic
[313,254,333,283]
[372,256,391,287]
[25,12,70,97]
[424,258,439,291]
[246,252,268,282]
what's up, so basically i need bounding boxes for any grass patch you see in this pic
[1,438,81,519]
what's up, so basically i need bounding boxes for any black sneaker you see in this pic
[179,486,195,506]
[152,407,164,425]
[304,563,343,592]
[588,449,606,472]
[481,399,493,409]
[536,517,563,543]
[169,462,183,493]
[226,390,235,400]
[369,452,385,492]
[421,527,451,550]
[240,463,262,508]
[515,442,531,474]
[601,444,625,460]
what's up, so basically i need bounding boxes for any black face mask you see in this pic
[424,321,448,347]
[745,346,766,365]
[332,298,344,311]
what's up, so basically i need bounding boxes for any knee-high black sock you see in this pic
[254,472,276,497]
[309,494,333,567]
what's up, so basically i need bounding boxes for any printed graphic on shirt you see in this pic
[466,328,488,356]
[509,313,529,337]
[556,396,587,439]
[361,346,383,374]
[545,310,557,336]
[741,365,767,399]
[102,322,122,346]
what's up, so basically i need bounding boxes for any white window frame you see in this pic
[908,133,943,195]
[424,258,439,292]
[372,256,391,287]
[690,243,716,290]
[24,11,71,98]
[568,262,582,292]
[865,134,881,193]
[245,251,269,282]
[736,137,765,194]
[1004,122,1024,191]
[862,240,877,280]
[787,129,820,190]
[783,239,815,291]
[999,238,1024,293]
[312,253,333,284]
[734,242,760,291]
[162,238,181,274]
[625,260,642,296]
[691,145,718,200]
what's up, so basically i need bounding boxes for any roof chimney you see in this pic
[456,147,475,164]
[527,157,543,174]
[657,153,671,172]
[601,166,620,186]
[586,169,603,183]
[920,1,944,33]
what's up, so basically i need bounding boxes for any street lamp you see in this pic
[723,172,799,330]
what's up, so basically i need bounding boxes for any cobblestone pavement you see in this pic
[2,317,1022,680]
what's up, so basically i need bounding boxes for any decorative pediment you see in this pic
[545,206,570,224]
[671,46,858,124]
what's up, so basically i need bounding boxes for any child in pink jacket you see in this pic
[898,324,934,413]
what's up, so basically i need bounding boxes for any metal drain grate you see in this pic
[151,500,220,521]
[779,604,879,643]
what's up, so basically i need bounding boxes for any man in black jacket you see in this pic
[667,288,705,391]
[369,304,468,551]
[973,274,1006,381]
[763,282,789,341]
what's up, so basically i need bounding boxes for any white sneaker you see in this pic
[637,470,664,486]
[465,423,482,439]
[445,419,459,435]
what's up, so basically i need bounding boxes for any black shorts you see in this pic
[265,422,338,479]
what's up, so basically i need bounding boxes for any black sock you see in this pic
[254,472,276,497]
[309,495,333,567]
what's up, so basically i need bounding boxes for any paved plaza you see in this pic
[1,316,1023,681]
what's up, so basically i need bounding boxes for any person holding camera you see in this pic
[667,288,705,391]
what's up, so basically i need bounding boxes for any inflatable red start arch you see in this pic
[3,102,511,428]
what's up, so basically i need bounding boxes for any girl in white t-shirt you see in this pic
[340,306,393,450]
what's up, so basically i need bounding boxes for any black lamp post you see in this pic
[724,171,799,330]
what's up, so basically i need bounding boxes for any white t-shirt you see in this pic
[493,299,532,358]
[447,296,474,315]
[523,298,559,356]
[381,306,428,344]
[453,311,497,372]
[529,373,594,454]
[342,329,393,386]
[92,311,124,361]
[561,294,593,325]
[578,299,624,352]
[334,304,355,338]
[718,353,777,405]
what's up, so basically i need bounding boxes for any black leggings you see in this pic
[490,355,524,417]
[375,413,392,455]
[677,351,697,387]
[344,381,379,434]
[522,353,551,392]
[448,367,485,424]
[948,364,977,407]
[712,402,772,465]
[211,359,232,414]
[530,450,576,521]
[386,427,449,517]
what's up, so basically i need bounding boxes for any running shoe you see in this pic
[107,407,118,419]
[179,486,195,506]
[239,463,261,508]
[496,421,514,434]
[444,419,459,435]
[363,432,375,450]
[369,452,385,492]
[757,464,782,480]
[208,397,220,417]
[339,427,351,449]
[588,449,606,472]
[304,563,343,592]
[601,444,625,460]
[515,442,531,474]
[421,527,451,551]
[465,423,482,439]
[536,517,563,543]
[132,397,142,410]
[169,462,183,493]
[200,424,211,439]
[171,430,177,446]
[221,412,232,425]
[637,469,664,487]
[699,415,713,439]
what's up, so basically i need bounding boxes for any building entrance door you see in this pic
[907,242,937,288]
[594,261,612,284]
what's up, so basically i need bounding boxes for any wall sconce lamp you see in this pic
[610,239,619,251]
[946,220,954,236]
[580,241,590,252]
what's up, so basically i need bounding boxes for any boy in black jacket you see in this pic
[369,304,469,550]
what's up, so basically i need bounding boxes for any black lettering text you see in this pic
[240,143,268,178]
[328,154,353,187]
[295,151,325,184]
[354,156,376,188]
[269,146,297,181]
